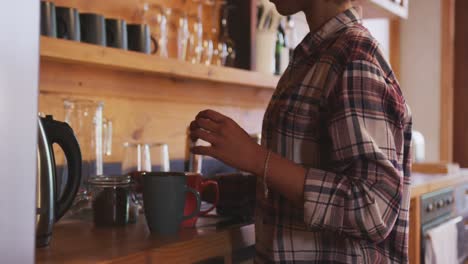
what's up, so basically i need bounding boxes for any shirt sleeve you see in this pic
[303,60,407,243]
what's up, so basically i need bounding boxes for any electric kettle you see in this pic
[36,115,81,247]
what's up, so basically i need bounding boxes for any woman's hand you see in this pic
[189,109,267,175]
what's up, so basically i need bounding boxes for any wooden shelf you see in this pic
[40,36,279,90]
[357,0,409,19]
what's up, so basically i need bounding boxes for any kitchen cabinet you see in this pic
[409,171,468,264]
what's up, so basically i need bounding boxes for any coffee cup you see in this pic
[80,13,106,46]
[182,173,219,228]
[127,24,157,54]
[56,6,80,41]
[106,18,128,50]
[40,1,57,37]
[143,172,201,236]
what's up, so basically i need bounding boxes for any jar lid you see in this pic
[88,175,132,187]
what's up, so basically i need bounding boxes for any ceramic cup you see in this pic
[182,173,219,227]
[143,172,201,235]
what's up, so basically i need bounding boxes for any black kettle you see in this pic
[36,115,82,248]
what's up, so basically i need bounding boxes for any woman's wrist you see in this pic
[250,145,269,176]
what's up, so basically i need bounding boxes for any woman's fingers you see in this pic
[196,118,220,133]
[190,146,216,157]
[196,109,227,123]
[190,129,219,145]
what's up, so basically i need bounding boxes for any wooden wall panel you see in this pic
[440,0,455,162]
[39,61,271,163]
[389,20,400,80]
[453,0,468,166]
[408,197,421,264]
[40,93,267,163]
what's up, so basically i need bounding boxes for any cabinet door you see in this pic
[0,0,40,262]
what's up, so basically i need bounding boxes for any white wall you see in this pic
[0,0,40,262]
[400,0,441,161]
[363,19,390,60]
[292,14,391,61]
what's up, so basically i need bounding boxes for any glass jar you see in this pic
[88,176,139,227]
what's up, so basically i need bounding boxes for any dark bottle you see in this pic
[218,3,236,67]
[275,24,285,75]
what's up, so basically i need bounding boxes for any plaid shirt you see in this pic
[256,7,412,264]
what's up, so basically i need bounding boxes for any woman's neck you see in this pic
[304,1,353,33]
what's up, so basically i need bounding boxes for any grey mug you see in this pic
[40,1,57,37]
[143,172,201,236]
[56,6,80,41]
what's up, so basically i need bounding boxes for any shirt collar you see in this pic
[295,6,363,58]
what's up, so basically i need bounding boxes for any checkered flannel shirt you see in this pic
[256,7,413,264]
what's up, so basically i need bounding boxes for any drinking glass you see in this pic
[146,4,169,58]
[175,9,190,61]
[121,142,170,193]
[201,0,216,65]
[164,8,190,59]
[187,0,204,64]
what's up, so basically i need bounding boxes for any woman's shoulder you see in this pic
[335,24,382,63]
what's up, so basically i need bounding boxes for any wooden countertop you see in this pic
[36,215,254,264]
[410,169,468,198]
[36,170,468,264]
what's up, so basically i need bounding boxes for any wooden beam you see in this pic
[408,197,421,264]
[440,0,455,162]
[389,19,401,80]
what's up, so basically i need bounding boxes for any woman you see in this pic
[189,0,412,263]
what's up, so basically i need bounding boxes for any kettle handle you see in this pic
[42,115,82,221]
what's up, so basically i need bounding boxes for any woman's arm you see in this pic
[189,110,306,204]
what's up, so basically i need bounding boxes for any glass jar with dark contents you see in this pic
[88,175,139,227]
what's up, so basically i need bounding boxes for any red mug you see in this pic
[182,173,219,227]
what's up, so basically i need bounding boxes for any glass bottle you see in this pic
[218,2,236,67]
[275,24,285,75]
[284,16,298,60]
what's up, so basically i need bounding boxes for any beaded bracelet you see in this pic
[263,150,272,198]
